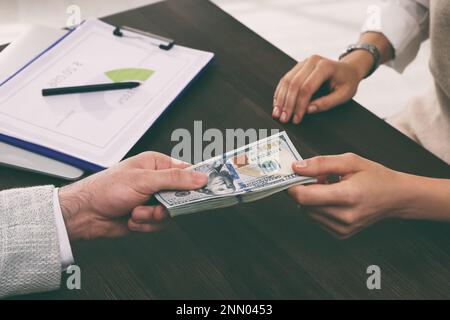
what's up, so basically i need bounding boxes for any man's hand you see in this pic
[287,153,412,239]
[59,152,208,241]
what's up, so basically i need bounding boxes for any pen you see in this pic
[42,81,141,96]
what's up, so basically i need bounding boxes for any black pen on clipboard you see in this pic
[42,81,141,96]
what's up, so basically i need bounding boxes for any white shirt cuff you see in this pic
[360,1,429,73]
[53,188,74,271]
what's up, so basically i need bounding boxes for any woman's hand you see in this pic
[272,54,368,124]
[59,152,208,241]
[287,153,413,239]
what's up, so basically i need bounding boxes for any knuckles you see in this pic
[343,152,361,163]
[281,55,333,91]
[316,58,335,72]
[340,210,357,225]
[169,168,183,181]
[339,180,363,208]
[280,77,290,88]
[299,82,313,95]
[309,54,323,62]
[312,155,327,171]
[340,182,356,206]
[140,151,158,158]
[287,80,301,93]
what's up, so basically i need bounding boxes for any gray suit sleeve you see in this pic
[0,186,61,298]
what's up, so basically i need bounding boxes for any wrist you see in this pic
[392,173,450,222]
[386,171,415,219]
[340,50,374,81]
[389,171,434,221]
[59,181,94,241]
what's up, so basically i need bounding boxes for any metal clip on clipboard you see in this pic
[113,26,175,50]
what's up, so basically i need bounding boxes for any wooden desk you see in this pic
[4,0,449,299]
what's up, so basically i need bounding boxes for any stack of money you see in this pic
[156,132,316,216]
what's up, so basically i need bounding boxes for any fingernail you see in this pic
[280,112,288,122]
[272,106,280,118]
[295,160,308,169]
[134,219,146,224]
[292,114,300,124]
[307,105,318,114]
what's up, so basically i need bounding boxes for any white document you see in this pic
[0,19,214,168]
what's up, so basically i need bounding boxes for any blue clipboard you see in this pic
[0,20,214,174]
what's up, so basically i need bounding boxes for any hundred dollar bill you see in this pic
[155,131,316,216]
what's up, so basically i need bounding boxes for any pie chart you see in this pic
[104,68,154,83]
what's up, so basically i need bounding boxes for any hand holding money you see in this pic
[156,132,316,216]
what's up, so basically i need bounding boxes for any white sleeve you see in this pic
[53,188,74,270]
[361,0,430,73]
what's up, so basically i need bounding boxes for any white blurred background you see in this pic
[0,0,432,118]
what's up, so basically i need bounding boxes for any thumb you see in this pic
[292,153,363,177]
[145,168,208,193]
[307,86,352,114]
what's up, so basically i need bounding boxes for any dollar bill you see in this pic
[156,131,316,216]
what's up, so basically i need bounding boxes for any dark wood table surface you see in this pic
[3,0,449,299]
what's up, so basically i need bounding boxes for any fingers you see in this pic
[273,55,339,124]
[273,81,283,118]
[288,154,366,207]
[306,210,358,239]
[273,61,305,120]
[131,205,169,224]
[309,205,357,226]
[99,220,130,239]
[273,55,360,124]
[139,167,208,193]
[292,60,335,124]
[279,60,317,123]
[287,182,353,206]
[126,151,191,170]
[128,219,167,233]
[154,154,191,170]
[307,85,354,114]
[128,205,170,233]
[293,153,364,177]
